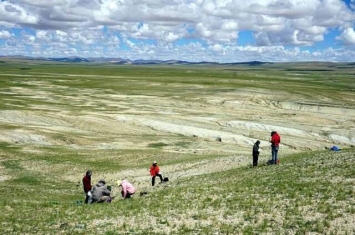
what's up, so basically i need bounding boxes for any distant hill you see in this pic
[0,55,272,66]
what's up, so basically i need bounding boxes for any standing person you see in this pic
[252,140,261,167]
[82,170,92,204]
[150,161,163,186]
[270,131,281,164]
[118,179,136,199]
[91,179,112,203]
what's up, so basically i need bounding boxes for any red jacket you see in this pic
[271,132,281,147]
[150,165,160,176]
[82,175,92,193]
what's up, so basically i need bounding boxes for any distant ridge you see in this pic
[0,55,272,66]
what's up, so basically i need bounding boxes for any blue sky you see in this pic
[0,0,354,62]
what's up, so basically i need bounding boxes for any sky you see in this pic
[0,0,354,62]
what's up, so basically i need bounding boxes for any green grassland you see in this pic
[1,60,354,109]
[1,144,354,234]
[0,60,354,234]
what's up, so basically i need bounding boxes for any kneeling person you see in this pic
[92,179,112,203]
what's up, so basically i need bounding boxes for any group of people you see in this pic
[82,161,164,204]
[82,170,137,204]
[252,131,281,167]
[82,131,280,203]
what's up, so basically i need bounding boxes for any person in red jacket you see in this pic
[270,131,281,164]
[82,170,92,204]
[150,161,163,186]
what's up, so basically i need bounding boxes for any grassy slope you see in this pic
[0,60,355,234]
[1,145,354,234]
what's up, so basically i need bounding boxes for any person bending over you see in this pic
[118,179,136,199]
[91,179,112,203]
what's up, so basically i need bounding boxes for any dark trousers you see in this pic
[121,190,134,199]
[152,174,163,186]
[253,153,259,167]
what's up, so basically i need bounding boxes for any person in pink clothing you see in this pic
[118,179,136,199]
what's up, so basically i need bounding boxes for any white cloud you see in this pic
[35,30,53,42]
[125,39,136,48]
[19,0,66,7]
[0,0,354,61]
[124,23,188,43]
[1,0,354,45]
[312,0,353,27]
[0,1,38,25]
[165,32,179,42]
[0,30,12,39]
[351,0,355,10]
[26,35,35,42]
[195,20,238,44]
[254,27,318,47]
[1,33,354,62]
[337,28,355,45]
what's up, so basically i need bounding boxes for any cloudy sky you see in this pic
[0,0,354,62]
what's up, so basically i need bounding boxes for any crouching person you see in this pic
[118,179,136,199]
[91,179,112,203]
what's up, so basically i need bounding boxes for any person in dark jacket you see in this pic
[252,140,260,167]
[270,131,281,164]
[91,179,112,203]
[150,161,163,186]
[82,170,92,204]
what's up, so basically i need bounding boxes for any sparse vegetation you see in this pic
[2,148,354,234]
[0,60,354,234]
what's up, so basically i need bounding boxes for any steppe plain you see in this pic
[0,59,354,234]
